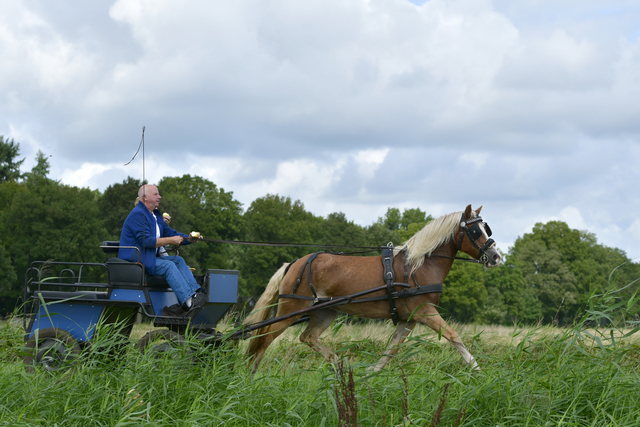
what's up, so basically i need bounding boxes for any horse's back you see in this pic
[282,252,384,298]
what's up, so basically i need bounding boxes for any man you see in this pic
[118,184,205,314]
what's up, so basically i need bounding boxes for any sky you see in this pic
[1,0,640,260]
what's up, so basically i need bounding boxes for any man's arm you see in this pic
[156,235,184,248]
[157,212,191,245]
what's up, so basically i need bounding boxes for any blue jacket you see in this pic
[118,201,189,275]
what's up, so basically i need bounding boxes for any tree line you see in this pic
[1,136,639,324]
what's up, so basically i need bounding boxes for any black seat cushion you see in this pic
[106,257,170,288]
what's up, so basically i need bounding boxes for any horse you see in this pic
[244,205,501,373]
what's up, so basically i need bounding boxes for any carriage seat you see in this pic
[106,258,172,288]
[102,242,171,289]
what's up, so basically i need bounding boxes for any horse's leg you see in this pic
[299,309,339,363]
[248,315,304,374]
[415,309,479,370]
[370,320,416,372]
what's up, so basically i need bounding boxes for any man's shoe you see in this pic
[191,291,207,309]
[161,303,186,317]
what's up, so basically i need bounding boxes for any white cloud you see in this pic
[355,148,389,179]
[59,162,122,188]
[2,0,640,260]
[626,219,640,260]
[558,206,588,231]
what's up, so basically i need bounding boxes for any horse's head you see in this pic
[457,205,501,268]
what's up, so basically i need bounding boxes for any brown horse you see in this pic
[244,205,501,373]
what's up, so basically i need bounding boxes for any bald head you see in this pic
[138,185,161,211]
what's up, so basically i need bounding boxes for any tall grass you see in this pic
[1,288,640,426]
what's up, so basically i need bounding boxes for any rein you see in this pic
[196,237,379,251]
[428,254,483,264]
[196,212,494,265]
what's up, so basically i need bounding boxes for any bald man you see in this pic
[118,184,205,314]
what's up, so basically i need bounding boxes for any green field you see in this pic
[2,293,640,426]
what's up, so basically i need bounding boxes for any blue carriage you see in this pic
[22,241,239,371]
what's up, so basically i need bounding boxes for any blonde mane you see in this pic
[395,210,475,273]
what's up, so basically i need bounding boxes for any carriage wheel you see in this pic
[23,328,82,373]
[135,329,187,359]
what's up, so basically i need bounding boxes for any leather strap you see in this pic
[279,283,443,304]
[292,252,321,301]
[382,246,399,325]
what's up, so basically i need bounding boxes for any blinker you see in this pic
[468,222,492,240]
[468,223,483,240]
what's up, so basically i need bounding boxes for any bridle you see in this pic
[457,213,496,265]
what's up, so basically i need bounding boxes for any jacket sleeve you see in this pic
[130,210,158,249]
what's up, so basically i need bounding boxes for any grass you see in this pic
[2,290,640,426]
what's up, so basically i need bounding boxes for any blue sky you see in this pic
[1,0,639,260]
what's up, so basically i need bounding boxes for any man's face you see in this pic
[143,186,162,210]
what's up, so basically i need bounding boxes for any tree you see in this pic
[0,240,17,314]
[400,208,433,242]
[319,212,368,249]
[158,175,244,274]
[98,177,145,240]
[481,253,543,325]
[240,194,322,296]
[0,136,25,182]
[0,176,108,314]
[504,220,640,325]
[29,150,51,179]
[374,207,434,242]
[440,260,488,323]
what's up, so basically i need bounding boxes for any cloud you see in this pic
[1,0,640,260]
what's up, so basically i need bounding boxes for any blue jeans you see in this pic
[154,256,200,305]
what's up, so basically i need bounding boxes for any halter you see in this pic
[457,213,495,265]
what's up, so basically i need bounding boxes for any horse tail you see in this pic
[244,262,289,346]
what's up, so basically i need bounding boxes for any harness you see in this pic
[277,213,494,324]
[457,213,495,265]
[279,246,443,325]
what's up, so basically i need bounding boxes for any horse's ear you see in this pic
[464,204,472,220]
[475,206,483,215]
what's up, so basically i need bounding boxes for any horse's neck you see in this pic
[416,241,457,283]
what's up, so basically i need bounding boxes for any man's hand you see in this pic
[168,235,184,245]
[156,235,184,248]
[187,231,203,243]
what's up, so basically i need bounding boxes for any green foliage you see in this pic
[0,144,636,327]
[158,175,244,274]
[440,259,488,323]
[98,176,145,240]
[364,222,400,247]
[375,207,433,242]
[2,287,640,425]
[319,212,368,249]
[480,256,542,324]
[28,150,51,179]
[399,207,434,242]
[482,220,640,326]
[0,242,17,312]
[0,176,107,312]
[239,194,322,296]
[0,136,24,183]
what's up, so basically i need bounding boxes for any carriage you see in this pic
[21,205,500,373]
[22,242,239,372]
